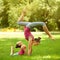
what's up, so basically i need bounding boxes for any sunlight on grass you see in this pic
[0,39,6,41]
[31,55,60,60]
[0,33,60,60]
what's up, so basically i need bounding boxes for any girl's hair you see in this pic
[15,44,21,48]
[15,41,22,48]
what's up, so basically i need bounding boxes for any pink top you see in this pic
[18,49,25,55]
[24,27,34,40]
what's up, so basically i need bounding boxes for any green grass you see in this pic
[0,34,60,60]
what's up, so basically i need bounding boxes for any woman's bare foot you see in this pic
[49,36,55,40]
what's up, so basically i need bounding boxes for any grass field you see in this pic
[0,33,60,60]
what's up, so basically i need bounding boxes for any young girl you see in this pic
[10,37,41,56]
[10,41,26,56]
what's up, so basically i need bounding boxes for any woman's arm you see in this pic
[28,36,33,56]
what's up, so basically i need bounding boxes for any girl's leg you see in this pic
[10,45,14,55]
[10,45,19,56]
[13,52,19,56]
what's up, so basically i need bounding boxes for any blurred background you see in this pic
[0,0,60,32]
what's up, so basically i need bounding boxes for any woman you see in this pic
[17,7,54,55]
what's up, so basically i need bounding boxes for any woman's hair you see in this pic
[34,37,41,42]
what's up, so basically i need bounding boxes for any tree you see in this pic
[0,0,60,31]
[54,1,60,30]
[1,0,9,28]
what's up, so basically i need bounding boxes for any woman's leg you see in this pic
[17,21,31,26]
[26,22,54,39]
[43,25,54,39]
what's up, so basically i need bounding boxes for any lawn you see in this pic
[0,33,60,60]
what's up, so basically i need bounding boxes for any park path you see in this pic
[0,32,44,38]
[0,32,60,38]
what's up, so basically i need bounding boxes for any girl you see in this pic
[10,41,26,56]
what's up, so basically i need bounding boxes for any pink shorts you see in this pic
[24,27,34,41]
[18,49,25,55]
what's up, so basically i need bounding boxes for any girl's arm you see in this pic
[21,45,27,54]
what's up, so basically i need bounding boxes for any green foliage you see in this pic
[28,0,58,30]
[1,0,9,27]
[0,0,60,31]
[0,0,4,27]
[54,2,60,30]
